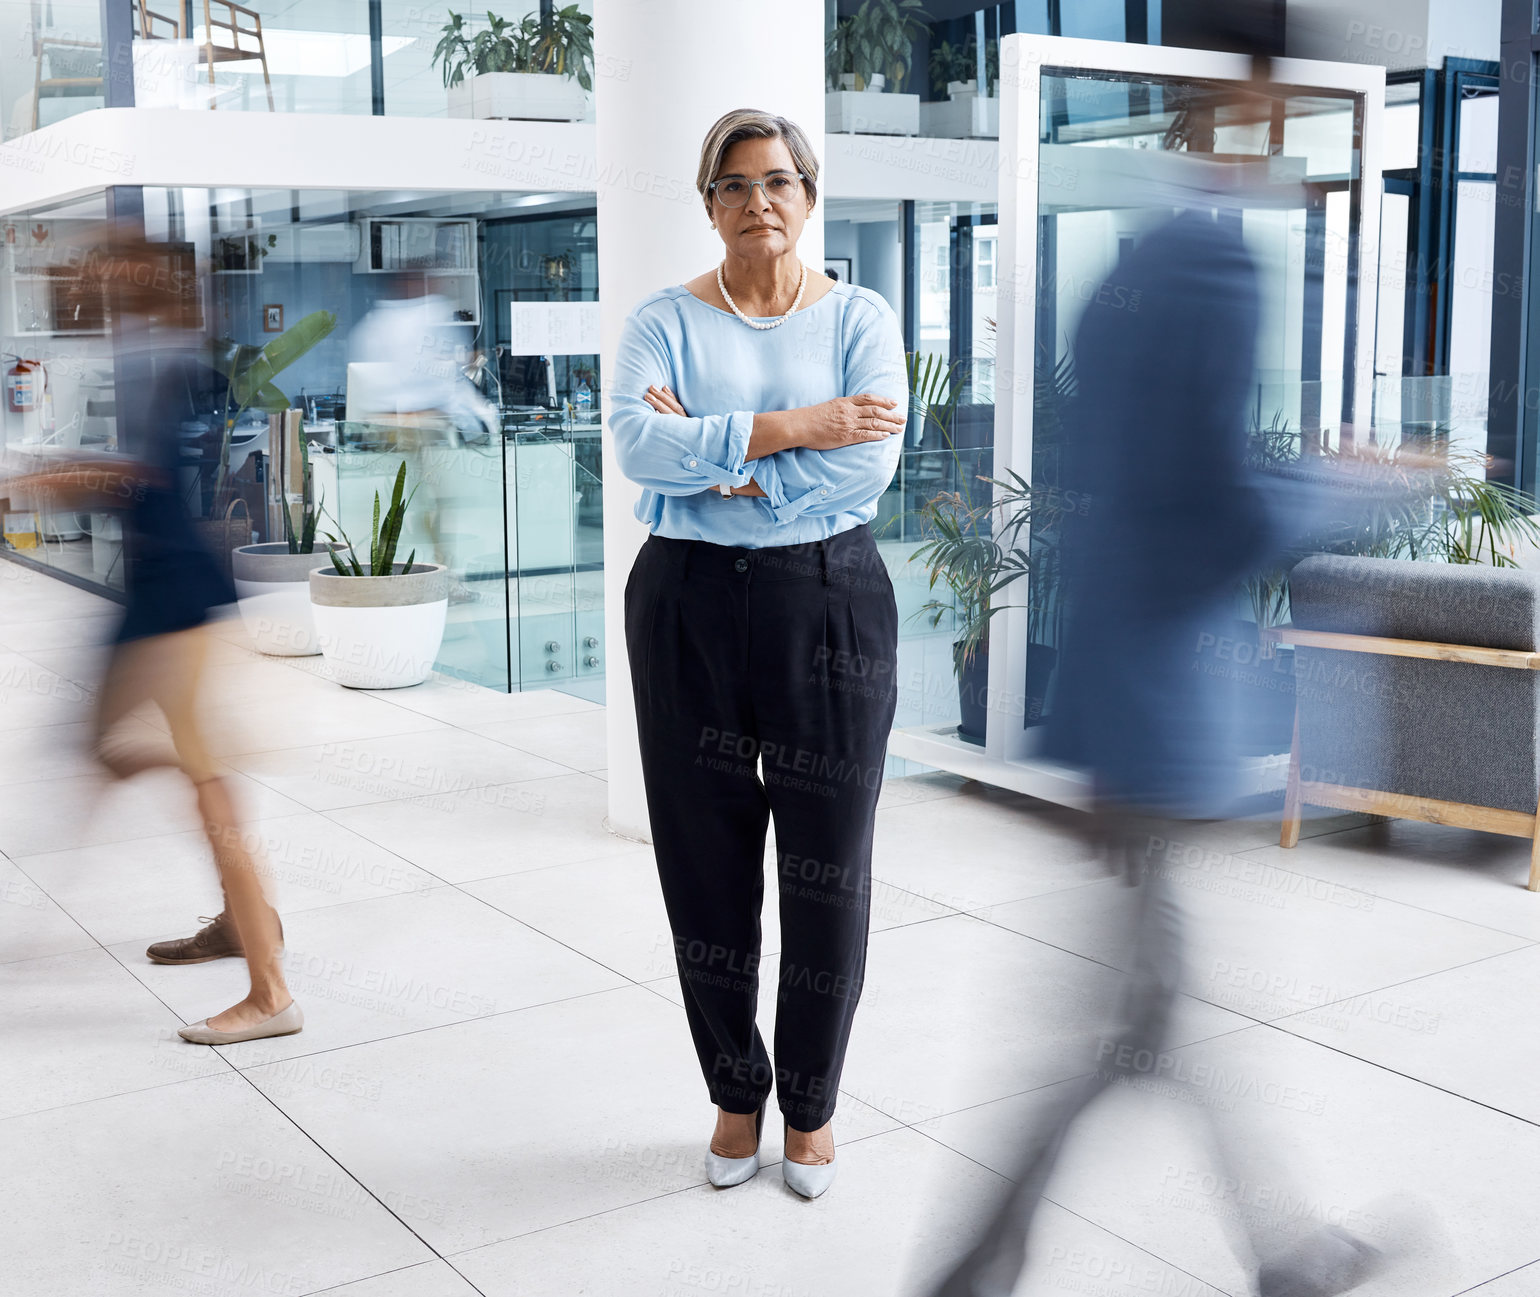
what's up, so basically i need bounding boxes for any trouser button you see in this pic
[734,557,749,573]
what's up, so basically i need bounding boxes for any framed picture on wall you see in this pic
[262,304,284,333]
[824,258,851,284]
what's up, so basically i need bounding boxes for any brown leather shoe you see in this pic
[146,911,283,965]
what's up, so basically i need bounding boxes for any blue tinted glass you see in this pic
[1060,0,1125,39]
[1016,0,1051,35]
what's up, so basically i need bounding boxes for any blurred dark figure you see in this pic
[927,9,1406,1296]
[6,229,300,1046]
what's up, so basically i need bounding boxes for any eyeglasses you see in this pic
[708,172,807,209]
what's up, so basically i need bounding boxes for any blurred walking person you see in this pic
[6,229,300,1045]
[925,7,1408,1293]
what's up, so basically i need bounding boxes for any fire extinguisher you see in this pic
[5,357,42,414]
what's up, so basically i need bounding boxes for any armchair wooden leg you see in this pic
[1530,794,1540,892]
[1280,706,1302,849]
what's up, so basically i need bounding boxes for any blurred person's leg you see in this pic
[97,627,292,1031]
[153,627,292,1032]
[925,808,1186,1297]
[927,811,1388,1297]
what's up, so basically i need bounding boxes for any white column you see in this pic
[594,0,826,841]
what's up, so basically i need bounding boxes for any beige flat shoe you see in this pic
[178,1001,303,1045]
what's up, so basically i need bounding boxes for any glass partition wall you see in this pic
[0,183,602,698]
[883,33,1383,794]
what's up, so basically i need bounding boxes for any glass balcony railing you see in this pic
[320,415,603,698]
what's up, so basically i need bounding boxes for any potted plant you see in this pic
[826,0,927,136]
[433,6,594,122]
[920,35,1000,138]
[905,348,1075,744]
[308,461,449,689]
[232,432,344,656]
[208,309,338,513]
[1232,422,1540,754]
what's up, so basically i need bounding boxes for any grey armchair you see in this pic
[1274,554,1540,891]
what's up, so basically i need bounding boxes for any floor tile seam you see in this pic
[1254,1018,1540,1130]
[892,1020,1266,1134]
[314,765,614,823]
[443,883,654,987]
[229,980,646,1074]
[0,1064,241,1125]
[0,855,146,972]
[951,906,1203,985]
[450,845,657,888]
[0,712,114,738]
[4,807,320,870]
[1205,844,1540,944]
[1264,943,1540,1029]
[0,938,105,967]
[299,1260,489,1297]
[224,1062,447,1270]
[1448,1259,1540,1296]
[77,879,509,958]
[432,1127,905,1261]
[1040,1197,1242,1297]
[446,727,600,779]
[946,869,1142,917]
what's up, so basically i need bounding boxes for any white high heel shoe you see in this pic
[781,1120,836,1199]
[705,1105,765,1188]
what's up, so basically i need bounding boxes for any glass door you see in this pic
[987,34,1382,777]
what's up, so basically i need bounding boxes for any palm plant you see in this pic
[906,347,1077,672]
[324,460,419,577]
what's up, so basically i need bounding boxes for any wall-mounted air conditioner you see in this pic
[264,223,362,263]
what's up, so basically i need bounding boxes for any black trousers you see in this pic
[624,523,899,1131]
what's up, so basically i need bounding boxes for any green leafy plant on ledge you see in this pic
[433,6,595,89]
[825,0,929,92]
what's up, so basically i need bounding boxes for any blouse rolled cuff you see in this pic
[676,409,757,490]
[750,454,832,526]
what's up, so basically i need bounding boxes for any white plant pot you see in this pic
[459,70,588,122]
[947,79,977,97]
[309,563,449,689]
[232,542,343,656]
[826,89,919,136]
[919,93,1000,139]
[838,71,885,92]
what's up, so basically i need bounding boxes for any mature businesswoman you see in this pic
[610,108,908,1199]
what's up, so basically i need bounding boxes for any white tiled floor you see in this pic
[3,557,1538,1296]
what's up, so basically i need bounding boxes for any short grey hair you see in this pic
[697,108,820,221]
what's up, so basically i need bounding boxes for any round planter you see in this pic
[232,542,343,656]
[955,639,989,746]
[309,563,449,689]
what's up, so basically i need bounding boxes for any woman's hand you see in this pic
[801,394,907,451]
[644,384,765,496]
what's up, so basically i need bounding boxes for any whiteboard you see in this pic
[507,301,601,356]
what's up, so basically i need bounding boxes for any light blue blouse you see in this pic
[609,280,909,549]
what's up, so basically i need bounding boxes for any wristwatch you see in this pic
[718,482,733,497]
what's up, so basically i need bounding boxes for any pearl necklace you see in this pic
[717,261,807,329]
